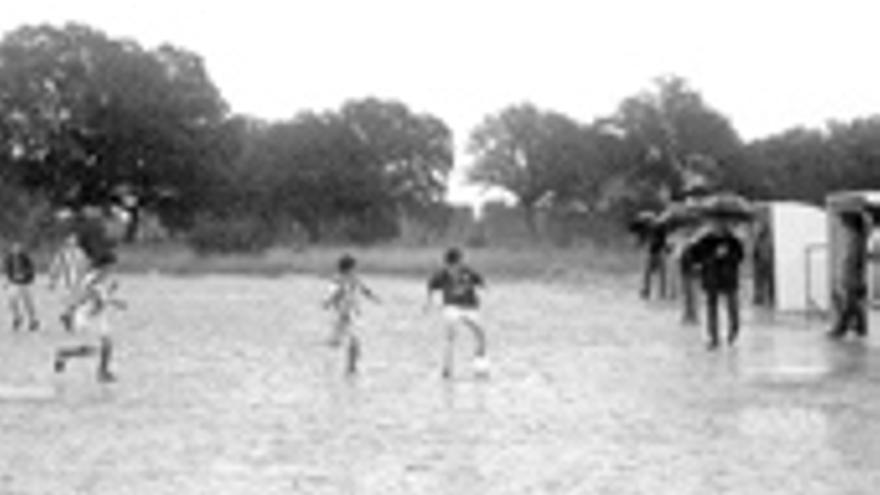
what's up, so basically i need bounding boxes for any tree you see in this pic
[609,75,744,203]
[467,103,603,236]
[0,23,229,238]
[339,98,454,226]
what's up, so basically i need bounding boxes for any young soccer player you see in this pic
[53,274,126,383]
[3,241,39,332]
[323,254,380,375]
[425,247,489,379]
[48,235,90,332]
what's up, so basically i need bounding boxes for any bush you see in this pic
[187,216,275,255]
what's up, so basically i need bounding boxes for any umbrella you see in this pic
[657,193,755,232]
[691,193,756,222]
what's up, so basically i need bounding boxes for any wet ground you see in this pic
[1,274,879,494]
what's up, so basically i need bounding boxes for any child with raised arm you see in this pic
[53,274,126,383]
[323,254,380,375]
[426,247,489,379]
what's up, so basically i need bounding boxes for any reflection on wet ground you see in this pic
[0,275,879,494]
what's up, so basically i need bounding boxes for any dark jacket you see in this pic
[4,251,35,285]
[689,229,744,292]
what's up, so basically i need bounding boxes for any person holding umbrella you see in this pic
[688,217,747,350]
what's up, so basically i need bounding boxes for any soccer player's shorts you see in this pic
[442,305,480,326]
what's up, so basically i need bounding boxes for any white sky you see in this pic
[3,0,880,203]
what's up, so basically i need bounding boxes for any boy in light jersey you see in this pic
[48,235,89,332]
[425,247,488,379]
[323,254,380,375]
[53,275,126,382]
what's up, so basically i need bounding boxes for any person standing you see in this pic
[689,222,745,350]
[3,242,39,332]
[829,213,869,339]
[426,248,489,379]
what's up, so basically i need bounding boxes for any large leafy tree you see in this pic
[0,23,229,237]
[339,98,453,222]
[467,103,605,235]
[609,75,744,203]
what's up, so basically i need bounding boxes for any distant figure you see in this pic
[3,242,39,332]
[426,247,489,379]
[323,254,380,375]
[53,275,125,382]
[829,214,869,339]
[689,222,745,349]
[676,233,701,324]
[631,213,669,299]
[752,221,775,307]
[48,235,90,332]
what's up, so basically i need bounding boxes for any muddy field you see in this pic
[1,273,879,494]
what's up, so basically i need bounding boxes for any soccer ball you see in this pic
[472,357,491,378]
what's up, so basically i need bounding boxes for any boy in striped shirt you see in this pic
[323,254,380,375]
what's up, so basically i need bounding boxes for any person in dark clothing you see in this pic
[3,242,39,331]
[425,247,488,379]
[678,238,701,324]
[688,222,745,349]
[752,222,775,307]
[642,224,670,300]
[829,214,869,339]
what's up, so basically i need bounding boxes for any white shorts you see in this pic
[72,308,111,337]
[442,306,480,326]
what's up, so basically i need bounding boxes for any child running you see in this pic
[323,254,380,375]
[425,247,489,379]
[53,273,126,383]
[48,234,90,332]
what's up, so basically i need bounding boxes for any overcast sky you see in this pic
[3,0,879,202]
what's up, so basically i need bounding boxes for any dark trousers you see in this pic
[681,266,699,323]
[830,290,867,337]
[706,289,739,345]
[641,251,667,299]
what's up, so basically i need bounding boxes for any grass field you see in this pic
[110,242,641,280]
[0,258,879,494]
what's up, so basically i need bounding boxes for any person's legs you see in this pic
[682,267,699,324]
[442,308,459,378]
[345,333,361,376]
[705,291,720,349]
[726,289,740,345]
[19,285,38,331]
[8,286,22,330]
[97,337,115,382]
[641,252,654,299]
[54,344,98,372]
[461,311,487,358]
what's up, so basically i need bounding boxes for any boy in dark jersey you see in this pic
[426,247,488,379]
[3,242,39,332]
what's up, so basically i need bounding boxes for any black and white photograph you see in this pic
[1,0,879,493]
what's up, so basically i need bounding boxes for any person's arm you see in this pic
[359,279,381,304]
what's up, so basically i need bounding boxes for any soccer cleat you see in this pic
[472,357,491,377]
[97,371,117,383]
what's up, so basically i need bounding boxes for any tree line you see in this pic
[2,22,879,250]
